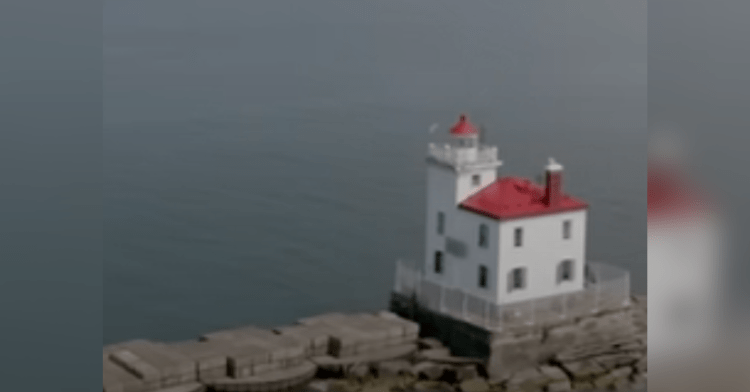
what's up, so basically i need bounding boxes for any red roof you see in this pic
[459,177,588,221]
[648,164,712,221]
[450,114,478,136]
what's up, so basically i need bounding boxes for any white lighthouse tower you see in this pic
[423,114,589,305]
[424,114,502,289]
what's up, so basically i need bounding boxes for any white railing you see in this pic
[427,144,499,167]
[393,259,631,332]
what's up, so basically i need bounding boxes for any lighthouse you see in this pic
[391,114,634,380]
[423,114,589,305]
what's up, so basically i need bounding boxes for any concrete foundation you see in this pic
[389,291,643,381]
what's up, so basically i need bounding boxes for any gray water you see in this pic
[104,0,647,344]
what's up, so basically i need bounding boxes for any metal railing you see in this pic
[394,259,631,332]
[428,144,499,167]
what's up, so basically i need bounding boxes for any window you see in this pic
[478,224,489,248]
[563,220,571,239]
[510,268,526,290]
[479,265,488,288]
[434,251,443,274]
[559,260,574,283]
[514,227,523,247]
[445,237,467,258]
[437,212,445,235]
[472,174,481,186]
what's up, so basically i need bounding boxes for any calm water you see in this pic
[104,0,647,344]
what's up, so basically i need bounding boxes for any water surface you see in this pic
[104,0,647,344]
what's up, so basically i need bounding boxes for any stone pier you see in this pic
[104,296,646,392]
[103,311,420,392]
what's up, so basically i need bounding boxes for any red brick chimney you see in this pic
[544,158,563,207]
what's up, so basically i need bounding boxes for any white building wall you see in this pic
[455,167,497,203]
[424,163,497,287]
[424,165,457,286]
[496,210,587,304]
[443,209,501,302]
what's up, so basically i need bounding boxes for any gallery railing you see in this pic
[427,144,499,167]
[393,259,631,332]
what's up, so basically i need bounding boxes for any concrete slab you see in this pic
[376,311,420,336]
[290,318,371,358]
[358,313,413,339]
[237,336,305,363]
[274,324,331,356]
[311,343,418,370]
[298,313,348,326]
[104,356,147,392]
[105,340,146,356]
[251,360,283,375]
[310,317,392,355]
[347,314,399,341]
[118,340,197,386]
[327,328,369,357]
[206,360,317,392]
[225,342,273,378]
[106,338,192,388]
[201,325,277,342]
[418,338,445,350]
[109,349,162,383]
[165,340,229,380]
[153,382,205,392]
[203,325,307,364]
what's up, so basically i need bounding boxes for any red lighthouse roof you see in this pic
[459,177,588,221]
[450,114,478,136]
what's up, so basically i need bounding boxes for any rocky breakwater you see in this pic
[487,295,647,391]
[362,294,647,392]
[299,295,646,392]
[103,311,420,392]
[103,296,646,392]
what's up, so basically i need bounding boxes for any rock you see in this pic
[592,367,633,390]
[359,385,391,392]
[506,367,549,391]
[377,360,412,377]
[593,353,640,370]
[545,380,571,392]
[418,338,444,350]
[458,378,490,392]
[570,381,593,391]
[419,348,452,360]
[559,359,605,381]
[593,375,614,390]
[634,357,647,373]
[612,377,631,391]
[307,380,333,392]
[363,375,413,392]
[438,367,459,384]
[413,380,454,392]
[609,367,633,379]
[545,324,581,344]
[538,366,568,382]
[329,379,361,392]
[412,361,445,381]
[455,365,480,382]
[349,363,373,378]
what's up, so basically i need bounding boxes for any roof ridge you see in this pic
[459,175,588,221]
